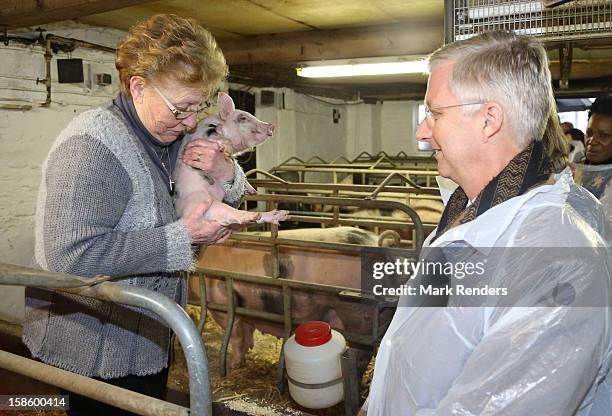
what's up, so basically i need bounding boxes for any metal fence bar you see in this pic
[246,179,441,195]
[197,269,400,328]
[341,348,360,416]
[244,194,425,250]
[268,166,439,188]
[0,350,189,416]
[219,278,236,378]
[0,263,112,287]
[270,166,438,176]
[0,263,212,416]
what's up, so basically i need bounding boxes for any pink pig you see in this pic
[173,92,288,226]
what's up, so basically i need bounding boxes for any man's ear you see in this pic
[129,76,146,103]
[482,102,503,142]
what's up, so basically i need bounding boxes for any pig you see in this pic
[190,226,395,370]
[350,198,444,225]
[345,199,442,247]
[173,92,288,226]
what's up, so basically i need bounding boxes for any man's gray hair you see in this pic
[429,31,552,149]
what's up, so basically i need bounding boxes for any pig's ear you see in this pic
[217,92,235,121]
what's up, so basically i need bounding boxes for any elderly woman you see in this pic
[22,14,245,415]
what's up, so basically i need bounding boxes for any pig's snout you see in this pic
[257,123,274,136]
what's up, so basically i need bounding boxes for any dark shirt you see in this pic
[113,93,181,194]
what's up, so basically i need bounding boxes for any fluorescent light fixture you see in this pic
[297,59,429,78]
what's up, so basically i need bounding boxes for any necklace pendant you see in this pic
[169,179,175,191]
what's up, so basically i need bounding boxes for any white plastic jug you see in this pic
[284,321,347,409]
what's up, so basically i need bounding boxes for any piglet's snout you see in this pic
[257,122,274,136]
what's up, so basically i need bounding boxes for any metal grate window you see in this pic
[451,0,612,42]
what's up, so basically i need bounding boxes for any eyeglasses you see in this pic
[423,102,485,127]
[151,84,211,120]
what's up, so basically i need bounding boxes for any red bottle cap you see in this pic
[294,321,332,347]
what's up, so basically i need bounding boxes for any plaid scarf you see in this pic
[432,140,554,243]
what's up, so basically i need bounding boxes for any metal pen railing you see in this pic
[0,263,212,416]
[192,192,423,371]
[277,151,438,172]
[269,165,439,187]
[245,170,442,238]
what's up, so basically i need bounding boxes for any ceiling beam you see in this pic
[220,22,444,65]
[229,64,357,100]
[553,76,612,97]
[0,0,153,29]
[549,58,612,80]
[230,75,359,101]
[229,63,427,102]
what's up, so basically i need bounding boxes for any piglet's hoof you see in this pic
[257,210,289,224]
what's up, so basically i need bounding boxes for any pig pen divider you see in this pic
[269,164,439,188]
[277,154,398,170]
[244,176,439,245]
[0,263,212,416]
[250,194,426,249]
[193,266,402,413]
[278,151,438,170]
[352,151,438,170]
[276,151,438,172]
[192,193,423,412]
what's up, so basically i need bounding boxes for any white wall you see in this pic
[253,89,426,176]
[0,27,122,323]
[346,100,427,159]
[252,89,349,173]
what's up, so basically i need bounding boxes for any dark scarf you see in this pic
[432,140,554,243]
[113,93,181,194]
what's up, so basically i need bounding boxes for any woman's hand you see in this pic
[182,201,232,244]
[182,139,235,183]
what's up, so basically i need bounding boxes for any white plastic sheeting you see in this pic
[365,169,611,415]
[573,162,612,244]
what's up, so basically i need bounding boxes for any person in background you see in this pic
[572,96,612,242]
[561,120,574,134]
[585,97,612,166]
[363,31,611,415]
[566,127,586,163]
[22,14,248,416]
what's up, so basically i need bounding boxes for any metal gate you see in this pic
[0,263,212,416]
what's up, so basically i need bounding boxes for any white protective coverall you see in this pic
[365,169,612,415]
[573,162,612,244]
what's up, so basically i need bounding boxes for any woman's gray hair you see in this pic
[429,31,552,149]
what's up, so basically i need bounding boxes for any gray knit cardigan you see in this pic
[22,102,245,379]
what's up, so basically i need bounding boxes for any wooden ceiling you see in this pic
[2,0,611,100]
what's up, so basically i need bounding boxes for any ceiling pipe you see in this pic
[34,35,53,107]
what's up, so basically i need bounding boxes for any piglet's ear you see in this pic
[217,92,235,121]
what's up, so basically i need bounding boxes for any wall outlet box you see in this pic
[332,108,341,124]
[95,73,112,85]
[260,90,275,106]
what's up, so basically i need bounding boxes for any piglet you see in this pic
[173,92,288,227]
